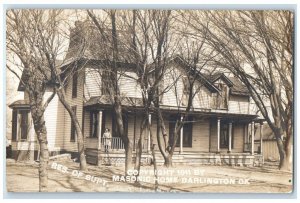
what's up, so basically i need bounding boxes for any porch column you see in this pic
[251,121,255,155]
[148,113,151,152]
[217,118,220,153]
[260,122,263,154]
[180,116,183,154]
[228,122,232,153]
[98,110,103,150]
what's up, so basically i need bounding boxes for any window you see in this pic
[11,109,30,141]
[72,71,78,98]
[181,76,190,106]
[220,122,234,149]
[20,110,29,140]
[101,70,111,95]
[216,83,228,109]
[70,106,77,142]
[90,111,98,138]
[12,110,18,141]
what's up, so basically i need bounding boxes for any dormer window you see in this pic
[216,82,228,109]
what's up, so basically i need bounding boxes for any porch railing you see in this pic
[99,137,149,152]
[244,141,261,153]
[101,137,124,151]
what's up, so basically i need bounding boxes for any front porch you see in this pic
[83,105,265,167]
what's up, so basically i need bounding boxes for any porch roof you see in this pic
[9,100,30,109]
[84,95,143,108]
[158,106,258,122]
[84,96,257,122]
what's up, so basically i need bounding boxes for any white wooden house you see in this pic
[9,21,265,166]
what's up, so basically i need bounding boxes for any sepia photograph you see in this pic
[5,8,294,194]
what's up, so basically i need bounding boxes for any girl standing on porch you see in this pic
[103,128,111,152]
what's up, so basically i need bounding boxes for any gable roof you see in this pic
[228,77,250,96]
[203,72,250,96]
[171,56,219,93]
[170,56,249,96]
[205,73,234,87]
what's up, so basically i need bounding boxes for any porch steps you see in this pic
[153,152,257,166]
[85,148,260,166]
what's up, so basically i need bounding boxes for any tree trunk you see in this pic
[34,117,49,192]
[56,89,87,171]
[149,123,158,190]
[165,155,173,168]
[113,98,133,175]
[135,118,146,172]
[125,138,133,175]
[29,92,49,192]
[273,129,289,171]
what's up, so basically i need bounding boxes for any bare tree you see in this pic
[186,10,293,170]
[87,9,136,174]
[6,11,88,194]
[154,33,214,167]
[6,9,59,191]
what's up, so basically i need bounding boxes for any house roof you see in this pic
[171,56,250,96]
[202,72,250,96]
[205,73,234,87]
[17,60,63,91]
[9,100,30,109]
[171,56,220,93]
[228,77,250,96]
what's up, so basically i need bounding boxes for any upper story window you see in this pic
[216,82,228,109]
[181,76,190,106]
[72,71,78,98]
[101,70,111,95]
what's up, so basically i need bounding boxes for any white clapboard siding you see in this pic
[85,67,102,99]
[162,66,184,107]
[162,64,213,110]
[229,95,249,114]
[44,93,65,152]
[119,72,142,98]
[193,87,211,109]
[63,69,85,152]
[85,66,142,99]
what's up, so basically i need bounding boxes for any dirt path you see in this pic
[6,159,292,193]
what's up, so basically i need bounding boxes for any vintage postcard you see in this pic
[5,8,293,194]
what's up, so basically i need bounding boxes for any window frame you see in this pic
[220,122,234,149]
[11,109,18,141]
[72,71,78,98]
[70,106,77,142]
[90,111,98,138]
[101,70,111,95]
[216,82,229,109]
